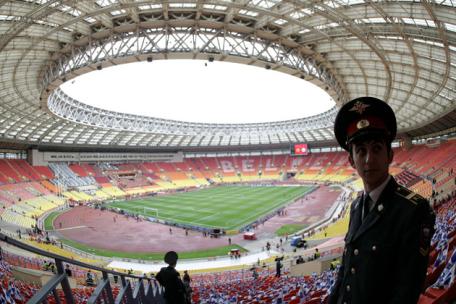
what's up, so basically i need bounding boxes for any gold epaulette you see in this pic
[395,186,426,205]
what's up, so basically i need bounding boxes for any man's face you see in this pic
[348,138,393,192]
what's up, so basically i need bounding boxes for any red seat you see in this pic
[288,298,300,304]
[310,289,325,298]
[425,263,447,288]
[304,298,321,304]
[418,282,456,304]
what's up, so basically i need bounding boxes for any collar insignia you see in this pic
[349,101,370,114]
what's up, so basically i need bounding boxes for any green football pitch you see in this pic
[108,185,313,230]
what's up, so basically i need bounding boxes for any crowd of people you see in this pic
[190,268,337,303]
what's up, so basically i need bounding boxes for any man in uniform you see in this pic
[156,251,187,304]
[328,97,435,304]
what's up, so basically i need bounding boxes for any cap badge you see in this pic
[349,101,370,114]
[357,119,370,129]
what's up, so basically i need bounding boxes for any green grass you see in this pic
[275,224,306,236]
[56,185,313,259]
[108,185,313,230]
[44,211,62,231]
[60,238,245,260]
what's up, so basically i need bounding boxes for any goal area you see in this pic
[131,206,158,218]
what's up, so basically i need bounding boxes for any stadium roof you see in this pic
[0,0,455,150]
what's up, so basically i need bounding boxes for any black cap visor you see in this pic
[347,128,391,148]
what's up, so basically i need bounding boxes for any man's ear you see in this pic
[348,153,355,169]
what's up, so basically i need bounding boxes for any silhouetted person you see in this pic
[275,257,283,277]
[86,270,95,286]
[156,251,187,304]
[182,270,191,285]
[64,264,72,277]
[313,248,320,260]
[182,270,192,304]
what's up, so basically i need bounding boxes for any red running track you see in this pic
[54,185,340,253]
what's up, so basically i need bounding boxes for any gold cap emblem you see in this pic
[357,119,370,129]
[349,101,370,114]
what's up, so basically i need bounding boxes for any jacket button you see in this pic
[372,245,377,251]
[351,267,356,274]
[354,249,359,255]
[346,285,351,291]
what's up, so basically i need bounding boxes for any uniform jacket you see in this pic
[156,266,187,304]
[328,177,435,304]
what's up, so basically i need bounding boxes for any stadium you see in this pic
[0,0,455,303]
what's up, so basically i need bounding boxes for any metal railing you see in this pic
[0,233,165,304]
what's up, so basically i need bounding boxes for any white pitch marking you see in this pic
[56,225,87,231]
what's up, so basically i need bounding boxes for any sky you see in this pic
[60,59,335,124]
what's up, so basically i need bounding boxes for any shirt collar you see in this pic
[365,175,391,204]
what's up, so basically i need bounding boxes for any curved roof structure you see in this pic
[0,0,455,150]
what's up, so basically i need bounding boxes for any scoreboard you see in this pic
[291,143,309,156]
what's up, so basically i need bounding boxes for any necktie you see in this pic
[363,194,371,220]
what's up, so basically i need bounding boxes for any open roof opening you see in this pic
[60,60,335,124]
